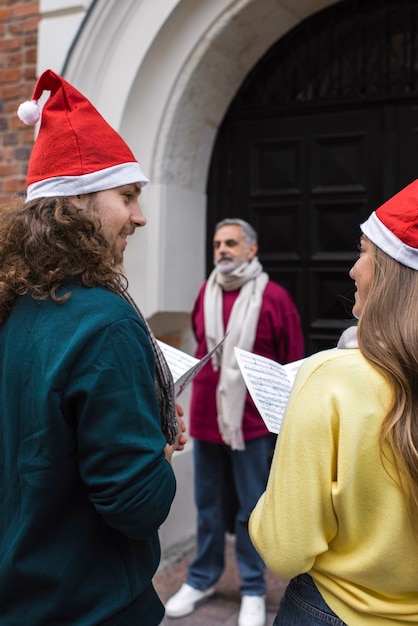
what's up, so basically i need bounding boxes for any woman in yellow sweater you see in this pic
[249,180,418,625]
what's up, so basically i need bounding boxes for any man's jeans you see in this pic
[274,574,347,625]
[187,436,274,595]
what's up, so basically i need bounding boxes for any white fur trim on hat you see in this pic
[361,211,418,270]
[25,162,149,202]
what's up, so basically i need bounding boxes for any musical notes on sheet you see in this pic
[234,348,306,434]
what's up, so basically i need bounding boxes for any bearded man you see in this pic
[166,218,304,626]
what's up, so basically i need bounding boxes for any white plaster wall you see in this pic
[37,0,338,561]
[38,0,337,321]
[38,0,91,74]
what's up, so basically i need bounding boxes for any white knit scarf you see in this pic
[204,257,269,450]
[337,325,358,349]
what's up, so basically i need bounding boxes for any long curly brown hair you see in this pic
[358,239,418,529]
[0,195,127,322]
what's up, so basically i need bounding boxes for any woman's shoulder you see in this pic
[297,344,381,388]
[302,345,363,368]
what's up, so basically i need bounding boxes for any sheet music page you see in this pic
[235,348,306,434]
[157,334,228,397]
[283,357,308,385]
[156,341,199,383]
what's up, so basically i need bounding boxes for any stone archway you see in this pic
[62,0,337,321]
[43,0,339,560]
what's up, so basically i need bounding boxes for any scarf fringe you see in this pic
[217,417,246,451]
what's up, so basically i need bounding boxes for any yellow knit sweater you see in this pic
[249,348,418,625]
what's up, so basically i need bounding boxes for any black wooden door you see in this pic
[207,103,418,355]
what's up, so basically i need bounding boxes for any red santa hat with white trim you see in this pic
[361,179,418,270]
[17,69,148,202]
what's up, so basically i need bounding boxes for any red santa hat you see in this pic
[17,69,149,202]
[361,179,418,270]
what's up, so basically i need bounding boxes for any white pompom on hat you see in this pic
[17,69,149,202]
[17,100,41,125]
[361,179,418,270]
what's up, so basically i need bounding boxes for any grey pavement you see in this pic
[153,535,287,625]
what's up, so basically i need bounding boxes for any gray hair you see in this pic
[214,218,258,245]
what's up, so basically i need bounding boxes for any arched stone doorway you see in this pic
[208,0,418,354]
[50,0,344,560]
[60,0,339,323]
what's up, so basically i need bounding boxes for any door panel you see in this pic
[207,104,417,355]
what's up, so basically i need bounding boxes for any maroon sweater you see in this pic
[189,280,304,443]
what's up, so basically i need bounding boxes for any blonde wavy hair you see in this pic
[357,238,418,524]
[0,195,127,322]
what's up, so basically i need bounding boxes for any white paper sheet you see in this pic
[234,347,306,434]
[157,334,227,397]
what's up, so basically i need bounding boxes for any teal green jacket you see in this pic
[0,285,176,625]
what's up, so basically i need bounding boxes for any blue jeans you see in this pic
[274,574,347,625]
[187,436,274,595]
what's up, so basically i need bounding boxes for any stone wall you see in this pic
[0,0,39,203]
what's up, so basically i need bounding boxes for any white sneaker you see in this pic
[238,595,266,626]
[165,582,215,618]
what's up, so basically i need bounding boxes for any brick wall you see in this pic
[0,0,39,203]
